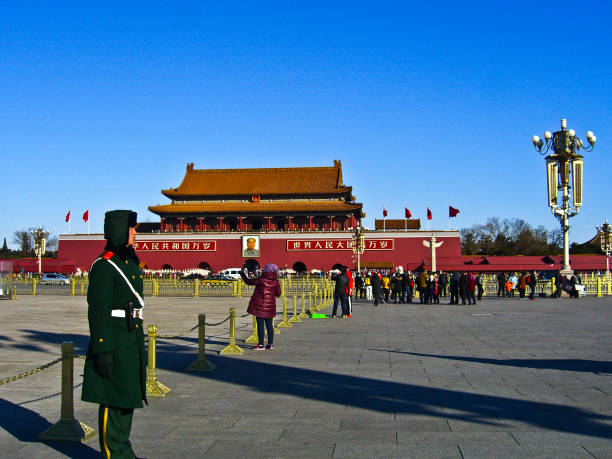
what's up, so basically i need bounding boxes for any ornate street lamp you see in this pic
[532,118,596,277]
[596,221,611,278]
[352,224,365,273]
[29,226,49,276]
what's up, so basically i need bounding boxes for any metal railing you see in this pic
[8,275,612,298]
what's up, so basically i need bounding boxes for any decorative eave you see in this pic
[149,200,364,217]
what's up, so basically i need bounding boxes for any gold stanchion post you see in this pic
[245,315,258,343]
[597,277,603,298]
[289,295,301,323]
[298,293,308,319]
[11,285,18,300]
[32,278,37,296]
[38,341,95,442]
[277,297,292,328]
[220,308,244,354]
[194,279,199,297]
[146,325,171,397]
[186,314,217,371]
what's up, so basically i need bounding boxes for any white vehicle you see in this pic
[219,268,242,280]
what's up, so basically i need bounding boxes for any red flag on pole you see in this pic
[427,207,432,220]
[405,207,411,218]
[83,210,89,222]
[383,206,388,217]
[449,205,460,218]
[65,210,71,222]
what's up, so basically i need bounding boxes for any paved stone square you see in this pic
[2,294,612,457]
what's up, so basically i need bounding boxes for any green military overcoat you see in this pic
[81,251,147,409]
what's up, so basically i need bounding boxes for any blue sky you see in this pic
[1,1,610,249]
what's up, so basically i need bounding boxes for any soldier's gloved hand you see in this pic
[93,351,113,378]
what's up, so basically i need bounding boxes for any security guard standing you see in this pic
[82,210,146,458]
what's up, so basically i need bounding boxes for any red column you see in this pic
[160,217,163,232]
[199,217,203,232]
[219,216,223,231]
[180,217,184,232]
[240,217,243,231]
[268,216,272,230]
[288,216,292,231]
[309,216,313,231]
[329,216,333,231]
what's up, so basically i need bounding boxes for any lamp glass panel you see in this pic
[547,161,558,207]
[572,159,583,207]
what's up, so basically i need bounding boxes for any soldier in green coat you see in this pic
[82,210,146,459]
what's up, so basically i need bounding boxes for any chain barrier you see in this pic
[144,310,249,340]
[1,310,250,383]
[0,353,88,386]
[0,357,62,386]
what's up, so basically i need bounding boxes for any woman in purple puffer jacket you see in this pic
[240,263,281,350]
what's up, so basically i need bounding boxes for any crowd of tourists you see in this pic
[342,268,585,306]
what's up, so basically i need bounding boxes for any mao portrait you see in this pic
[242,235,260,258]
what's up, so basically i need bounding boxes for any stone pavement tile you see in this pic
[203,438,334,458]
[154,415,241,437]
[512,431,612,450]
[582,444,612,458]
[332,442,461,458]
[458,442,593,458]
[137,438,216,459]
[340,418,450,432]
[397,431,516,447]
[280,428,396,444]
[447,418,518,432]
[343,407,397,420]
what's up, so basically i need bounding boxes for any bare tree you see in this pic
[12,227,57,255]
[13,230,32,254]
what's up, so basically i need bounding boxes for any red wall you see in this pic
[58,232,462,273]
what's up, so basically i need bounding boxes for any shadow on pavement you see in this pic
[369,349,612,375]
[0,398,99,458]
[154,349,612,440]
[19,329,612,441]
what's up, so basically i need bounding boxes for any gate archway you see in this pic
[292,261,307,273]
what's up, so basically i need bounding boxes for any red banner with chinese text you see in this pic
[286,239,393,251]
[134,240,217,252]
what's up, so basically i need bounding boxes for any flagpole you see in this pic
[88,219,90,235]
[404,203,407,231]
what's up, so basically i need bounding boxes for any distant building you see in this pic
[57,160,607,274]
[146,160,364,232]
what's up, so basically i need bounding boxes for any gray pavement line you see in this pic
[18,382,84,406]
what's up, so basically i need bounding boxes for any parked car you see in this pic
[205,274,235,282]
[181,273,206,280]
[219,268,242,280]
[40,273,70,285]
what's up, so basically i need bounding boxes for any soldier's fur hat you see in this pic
[104,210,138,248]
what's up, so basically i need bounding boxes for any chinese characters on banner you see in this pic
[287,239,393,251]
[134,240,217,252]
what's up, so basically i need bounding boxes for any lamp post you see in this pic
[30,227,49,276]
[352,224,365,273]
[532,118,596,278]
[596,221,611,278]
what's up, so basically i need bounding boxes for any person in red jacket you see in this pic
[345,268,354,318]
[467,272,477,305]
[240,263,281,350]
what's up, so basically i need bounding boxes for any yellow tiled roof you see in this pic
[162,160,351,198]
